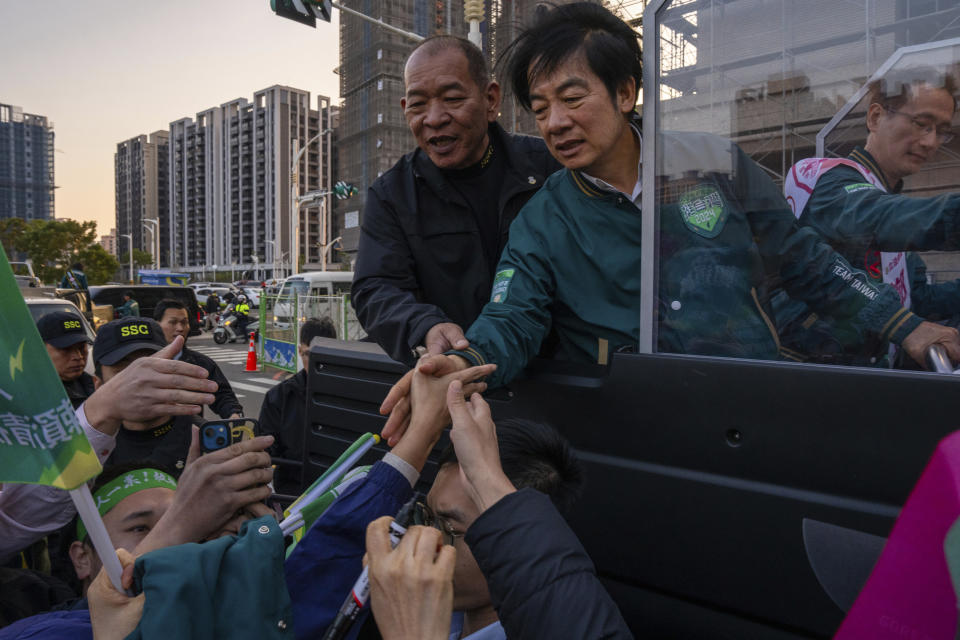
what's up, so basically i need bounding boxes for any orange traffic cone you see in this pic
[245,331,258,372]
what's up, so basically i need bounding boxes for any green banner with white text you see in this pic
[0,246,101,489]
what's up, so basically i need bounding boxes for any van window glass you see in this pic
[280,280,309,296]
[648,0,960,373]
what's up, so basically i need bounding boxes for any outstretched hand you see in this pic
[134,426,274,555]
[379,354,474,446]
[88,548,143,640]
[366,517,455,640]
[424,322,469,356]
[389,363,496,472]
[902,320,960,368]
[446,380,516,513]
[84,336,217,436]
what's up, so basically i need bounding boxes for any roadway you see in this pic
[185,329,289,421]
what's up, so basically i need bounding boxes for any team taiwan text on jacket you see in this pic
[455,131,915,388]
[352,123,560,366]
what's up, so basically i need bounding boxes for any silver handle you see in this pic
[926,344,955,374]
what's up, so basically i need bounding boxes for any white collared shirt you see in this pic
[580,122,643,205]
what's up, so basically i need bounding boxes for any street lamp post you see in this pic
[265,240,276,279]
[251,255,260,283]
[318,235,342,272]
[291,127,332,274]
[121,234,133,283]
[142,219,159,269]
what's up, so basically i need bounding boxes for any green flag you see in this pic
[0,246,102,489]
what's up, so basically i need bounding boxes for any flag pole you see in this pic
[70,484,129,594]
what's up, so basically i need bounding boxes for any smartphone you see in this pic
[200,418,258,453]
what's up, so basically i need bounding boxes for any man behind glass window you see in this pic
[779,67,960,367]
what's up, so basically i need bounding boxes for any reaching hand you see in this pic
[380,354,471,446]
[902,321,960,368]
[134,427,274,554]
[446,380,516,513]
[88,548,143,640]
[366,518,456,640]
[84,336,218,436]
[390,363,496,472]
[424,322,469,356]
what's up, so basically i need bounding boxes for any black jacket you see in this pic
[63,373,95,410]
[257,369,307,496]
[466,489,633,639]
[180,346,243,418]
[352,123,561,365]
[106,415,194,476]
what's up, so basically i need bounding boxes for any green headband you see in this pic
[77,468,177,542]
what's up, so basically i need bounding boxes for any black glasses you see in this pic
[884,106,955,144]
[412,501,464,545]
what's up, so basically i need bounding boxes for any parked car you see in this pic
[88,285,203,335]
[240,286,261,308]
[11,261,42,288]
[195,286,234,308]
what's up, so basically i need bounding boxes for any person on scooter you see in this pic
[232,295,251,343]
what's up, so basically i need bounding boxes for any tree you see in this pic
[0,218,27,258]
[15,219,98,284]
[77,244,120,285]
[118,249,154,269]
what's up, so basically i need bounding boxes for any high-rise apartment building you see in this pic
[169,86,335,278]
[115,131,169,267]
[335,0,468,255]
[0,102,55,221]
[100,227,118,256]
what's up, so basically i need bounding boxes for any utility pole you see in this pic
[121,234,133,283]
[290,127,332,275]
[142,219,159,269]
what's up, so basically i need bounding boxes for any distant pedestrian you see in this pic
[204,291,221,330]
[116,290,140,318]
[60,262,89,292]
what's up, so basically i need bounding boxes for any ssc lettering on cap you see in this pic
[63,320,81,330]
[120,324,150,338]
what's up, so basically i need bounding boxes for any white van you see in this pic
[271,272,362,338]
[277,271,353,299]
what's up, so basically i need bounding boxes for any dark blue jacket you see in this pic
[467,489,633,640]
[284,461,412,640]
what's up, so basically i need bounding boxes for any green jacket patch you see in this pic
[679,184,728,238]
[843,182,877,194]
[491,269,515,303]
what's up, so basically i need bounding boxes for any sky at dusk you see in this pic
[1,0,343,237]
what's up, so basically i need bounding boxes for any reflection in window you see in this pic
[651,0,960,367]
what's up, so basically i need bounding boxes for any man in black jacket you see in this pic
[257,317,337,495]
[352,35,561,366]
[93,318,195,475]
[37,311,95,409]
[154,298,243,419]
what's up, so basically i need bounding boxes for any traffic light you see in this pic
[270,0,331,26]
[333,181,358,200]
[311,0,332,22]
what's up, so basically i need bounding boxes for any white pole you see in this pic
[290,139,299,276]
[70,485,128,594]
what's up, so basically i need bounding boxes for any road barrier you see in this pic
[258,291,365,373]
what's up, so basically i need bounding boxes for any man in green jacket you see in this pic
[116,291,140,318]
[380,4,960,432]
[778,66,960,366]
